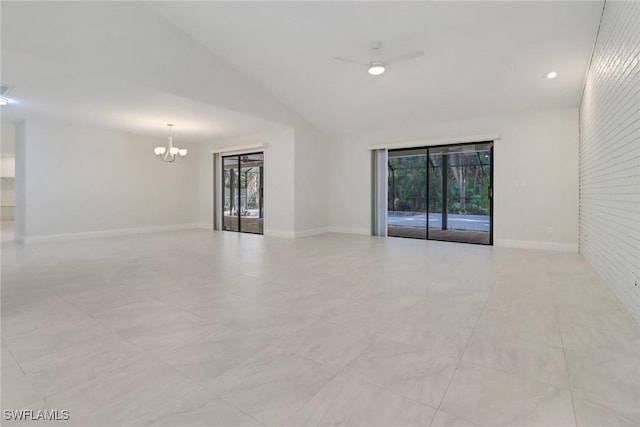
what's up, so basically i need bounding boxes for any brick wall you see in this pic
[579,1,640,323]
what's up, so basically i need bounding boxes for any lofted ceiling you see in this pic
[151,1,604,136]
[0,50,283,143]
[1,2,603,139]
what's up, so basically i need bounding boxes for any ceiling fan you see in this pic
[335,40,424,76]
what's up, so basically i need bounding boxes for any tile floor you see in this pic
[1,230,639,427]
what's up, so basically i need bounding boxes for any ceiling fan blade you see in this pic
[386,50,425,65]
[334,56,369,67]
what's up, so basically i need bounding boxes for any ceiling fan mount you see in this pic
[369,40,383,55]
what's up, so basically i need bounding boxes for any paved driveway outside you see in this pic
[388,212,490,231]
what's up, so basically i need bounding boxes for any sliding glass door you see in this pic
[222,152,264,234]
[387,141,493,245]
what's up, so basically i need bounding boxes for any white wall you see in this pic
[1,177,15,205]
[294,126,330,235]
[195,129,296,237]
[329,107,579,251]
[1,122,16,156]
[1,124,16,217]
[579,1,640,323]
[15,122,26,238]
[1,155,16,220]
[4,1,332,237]
[0,123,16,221]
[16,120,198,241]
[1,157,15,178]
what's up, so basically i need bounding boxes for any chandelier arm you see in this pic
[161,150,173,162]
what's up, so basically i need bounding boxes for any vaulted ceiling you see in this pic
[2,1,603,138]
[151,1,603,135]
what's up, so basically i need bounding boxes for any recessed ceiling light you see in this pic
[0,98,9,106]
[545,71,558,79]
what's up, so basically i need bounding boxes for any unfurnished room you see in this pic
[1,1,639,427]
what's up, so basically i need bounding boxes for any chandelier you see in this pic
[154,124,187,162]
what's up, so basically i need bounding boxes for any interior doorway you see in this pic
[222,152,264,234]
[387,141,493,245]
[1,155,15,242]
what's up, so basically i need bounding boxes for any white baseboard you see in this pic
[195,226,328,239]
[211,227,327,239]
[23,223,200,243]
[495,239,578,252]
[264,229,296,238]
[327,226,371,236]
[19,225,578,253]
[295,227,329,238]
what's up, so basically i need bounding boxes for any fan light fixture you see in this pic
[368,62,386,76]
[154,124,187,162]
[0,98,9,106]
[335,41,423,78]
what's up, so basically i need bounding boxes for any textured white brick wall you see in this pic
[580,1,640,324]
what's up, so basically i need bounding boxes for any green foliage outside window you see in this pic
[388,152,490,215]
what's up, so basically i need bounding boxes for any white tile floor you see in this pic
[1,230,639,427]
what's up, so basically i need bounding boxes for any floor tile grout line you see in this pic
[275,361,341,426]
[143,283,335,333]
[54,280,324,351]
[214,395,269,427]
[427,272,499,427]
[271,297,437,426]
[557,313,640,338]
[276,336,382,427]
[1,337,55,411]
[48,292,268,427]
[338,368,440,412]
[2,337,32,379]
[453,354,570,389]
[442,283,572,387]
[548,260,580,427]
[269,266,447,422]
[545,259,640,424]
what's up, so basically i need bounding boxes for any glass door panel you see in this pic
[387,149,427,239]
[223,155,240,231]
[427,151,444,237]
[239,153,264,234]
[429,143,492,245]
